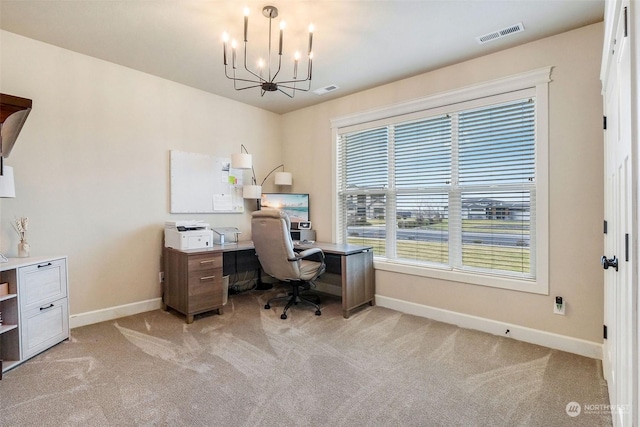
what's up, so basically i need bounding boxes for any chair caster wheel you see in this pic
[281,314,287,319]
[315,310,321,316]
[264,304,270,309]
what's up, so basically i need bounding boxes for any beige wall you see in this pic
[0,22,605,344]
[281,23,605,343]
[0,30,282,315]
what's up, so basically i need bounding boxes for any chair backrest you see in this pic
[251,209,301,281]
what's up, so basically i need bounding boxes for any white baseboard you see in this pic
[69,298,163,329]
[376,295,603,360]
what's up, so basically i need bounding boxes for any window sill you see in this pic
[373,258,548,295]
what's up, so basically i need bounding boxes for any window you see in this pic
[333,68,550,293]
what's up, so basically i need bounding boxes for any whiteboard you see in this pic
[170,150,245,213]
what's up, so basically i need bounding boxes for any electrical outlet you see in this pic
[554,296,565,315]
[159,272,164,283]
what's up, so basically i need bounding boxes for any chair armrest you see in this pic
[289,247,325,264]
[296,247,324,259]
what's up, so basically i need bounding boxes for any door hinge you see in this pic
[603,325,608,340]
[624,7,628,37]
[603,116,607,130]
[603,220,608,234]
[625,233,629,261]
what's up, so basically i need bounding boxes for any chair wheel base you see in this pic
[315,310,321,316]
[264,304,270,309]
[281,313,288,319]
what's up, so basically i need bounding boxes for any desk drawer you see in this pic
[188,268,223,311]
[188,268,222,295]
[188,253,222,272]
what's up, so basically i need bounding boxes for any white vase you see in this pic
[18,240,30,258]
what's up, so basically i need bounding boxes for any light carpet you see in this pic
[0,287,611,426]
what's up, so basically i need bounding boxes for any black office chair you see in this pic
[251,209,325,319]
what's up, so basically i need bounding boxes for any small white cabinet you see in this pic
[0,256,69,376]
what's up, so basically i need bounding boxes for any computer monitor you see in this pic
[260,193,310,223]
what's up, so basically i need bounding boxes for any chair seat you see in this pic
[298,260,325,281]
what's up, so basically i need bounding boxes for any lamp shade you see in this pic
[0,166,16,198]
[274,172,292,186]
[231,153,252,169]
[243,184,262,199]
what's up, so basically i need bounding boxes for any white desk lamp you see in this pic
[0,165,16,262]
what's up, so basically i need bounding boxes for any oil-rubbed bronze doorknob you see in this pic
[601,255,619,272]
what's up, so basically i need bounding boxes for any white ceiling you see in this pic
[0,0,604,114]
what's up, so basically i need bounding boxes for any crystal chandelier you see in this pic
[222,5,314,97]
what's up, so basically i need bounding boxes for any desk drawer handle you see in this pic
[37,262,53,268]
[199,260,216,265]
[40,303,54,311]
[200,275,216,281]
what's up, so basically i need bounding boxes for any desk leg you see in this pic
[254,267,273,290]
[341,250,375,318]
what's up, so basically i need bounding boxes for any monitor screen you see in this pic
[260,193,309,222]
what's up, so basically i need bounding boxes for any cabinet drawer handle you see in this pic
[40,303,54,311]
[37,262,53,268]
[199,260,216,265]
[200,275,216,281]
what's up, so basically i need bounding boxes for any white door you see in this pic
[602,1,635,426]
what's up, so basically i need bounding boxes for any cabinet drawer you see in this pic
[18,259,67,311]
[21,297,69,360]
[187,253,222,272]
[188,268,222,296]
[188,268,223,312]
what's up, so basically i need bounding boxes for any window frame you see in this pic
[331,67,551,294]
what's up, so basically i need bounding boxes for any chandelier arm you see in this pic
[270,55,283,83]
[278,83,311,92]
[225,67,262,85]
[274,76,312,89]
[275,76,311,85]
[275,59,312,85]
[242,42,264,82]
[235,83,265,91]
[277,88,295,98]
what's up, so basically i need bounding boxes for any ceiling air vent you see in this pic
[313,85,340,96]
[476,22,525,44]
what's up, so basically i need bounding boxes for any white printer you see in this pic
[164,220,214,250]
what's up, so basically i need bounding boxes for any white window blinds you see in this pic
[337,95,537,280]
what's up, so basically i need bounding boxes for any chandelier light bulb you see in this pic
[222,32,229,65]
[243,7,250,42]
[308,24,314,55]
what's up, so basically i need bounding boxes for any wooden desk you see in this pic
[163,241,374,322]
[297,242,375,318]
